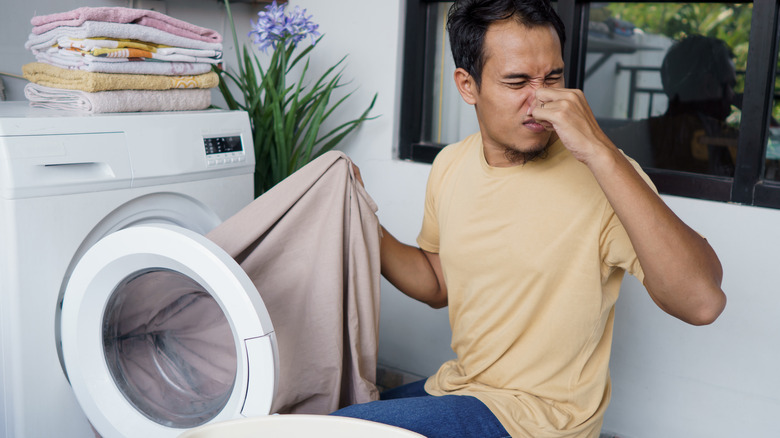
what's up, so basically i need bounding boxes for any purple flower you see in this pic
[249,1,320,53]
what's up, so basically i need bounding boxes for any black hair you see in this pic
[447,0,566,88]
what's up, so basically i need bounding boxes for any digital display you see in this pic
[204,136,243,155]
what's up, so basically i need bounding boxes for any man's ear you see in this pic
[454,67,477,105]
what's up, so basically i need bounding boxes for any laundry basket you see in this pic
[177,414,425,438]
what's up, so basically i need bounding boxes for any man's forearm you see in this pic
[587,145,726,325]
[380,226,448,308]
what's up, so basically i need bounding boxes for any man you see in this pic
[334,0,726,436]
[650,35,739,175]
[607,35,739,176]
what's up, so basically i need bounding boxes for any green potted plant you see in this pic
[215,0,376,196]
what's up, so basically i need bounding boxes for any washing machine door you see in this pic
[60,224,278,438]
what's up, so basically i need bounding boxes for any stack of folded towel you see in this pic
[22,7,222,113]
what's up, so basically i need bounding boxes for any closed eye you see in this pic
[545,68,564,84]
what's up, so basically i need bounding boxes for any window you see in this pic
[764,32,780,182]
[421,3,477,147]
[585,2,752,200]
[400,0,780,208]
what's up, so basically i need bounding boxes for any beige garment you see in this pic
[22,62,218,92]
[207,151,382,415]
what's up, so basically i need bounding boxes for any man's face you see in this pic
[467,20,565,166]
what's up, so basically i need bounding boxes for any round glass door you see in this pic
[103,268,237,428]
[61,224,278,438]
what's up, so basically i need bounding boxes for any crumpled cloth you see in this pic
[31,6,222,43]
[24,83,211,113]
[207,150,383,414]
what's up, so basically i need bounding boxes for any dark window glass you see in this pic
[765,41,780,181]
[421,2,479,146]
[584,3,752,178]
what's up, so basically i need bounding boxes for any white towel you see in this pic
[26,21,223,53]
[24,83,212,113]
[33,51,213,75]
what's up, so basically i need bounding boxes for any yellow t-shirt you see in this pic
[417,133,653,438]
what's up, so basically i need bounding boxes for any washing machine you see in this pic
[0,102,279,438]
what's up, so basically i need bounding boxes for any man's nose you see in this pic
[525,90,543,114]
[528,78,547,89]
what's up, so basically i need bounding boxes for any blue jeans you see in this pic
[330,379,510,437]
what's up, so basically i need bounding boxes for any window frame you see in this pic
[399,0,780,208]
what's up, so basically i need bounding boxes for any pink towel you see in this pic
[31,7,221,43]
[25,83,212,114]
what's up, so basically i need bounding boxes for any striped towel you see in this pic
[33,51,214,76]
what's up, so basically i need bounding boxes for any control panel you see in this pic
[204,135,246,167]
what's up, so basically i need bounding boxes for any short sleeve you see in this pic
[600,155,659,284]
[600,207,645,283]
[416,161,440,253]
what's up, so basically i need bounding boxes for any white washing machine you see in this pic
[0,102,279,438]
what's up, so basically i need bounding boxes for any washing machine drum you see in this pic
[60,225,278,438]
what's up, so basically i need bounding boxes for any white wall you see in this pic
[604,195,780,437]
[3,0,779,436]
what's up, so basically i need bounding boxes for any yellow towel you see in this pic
[22,62,218,92]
